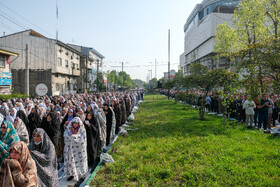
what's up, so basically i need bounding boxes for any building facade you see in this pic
[0,30,83,96]
[0,49,18,94]
[67,44,105,92]
[180,0,241,76]
[164,70,176,80]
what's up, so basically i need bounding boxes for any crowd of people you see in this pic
[0,90,144,186]
[161,90,280,133]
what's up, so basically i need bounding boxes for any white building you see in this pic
[164,70,176,80]
[0,30,83,96]
[68,44,105,92]
[180,0,241,76]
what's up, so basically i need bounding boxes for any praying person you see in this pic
[63,117,88,181]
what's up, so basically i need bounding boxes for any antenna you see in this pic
[56,0,59,40]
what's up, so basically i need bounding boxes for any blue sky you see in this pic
[0,0,201,81]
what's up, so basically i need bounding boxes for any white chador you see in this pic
[64,117,88,181]
[93,106,107,150]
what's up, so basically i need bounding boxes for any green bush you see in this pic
[0,93,29,101]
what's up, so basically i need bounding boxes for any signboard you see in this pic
[0,72,12,86]
[35,83,48,96]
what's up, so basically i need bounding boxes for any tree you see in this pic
[95,72,106,92]
[133,79,146,89]
[117,71,134,89]
[214,0,271,94]
[182,63,238,120]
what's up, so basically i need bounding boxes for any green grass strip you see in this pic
[85,161,102,187]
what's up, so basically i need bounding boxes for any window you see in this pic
[77,63,80,69]
[0,56,5,67]
[58,57,62,66]
[65,60,68,67]
[56,83,60,91]
[71,62,74,69]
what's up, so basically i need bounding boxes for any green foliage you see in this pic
[95,72,106,92]
[214,0,280,95]
[117,71,134,89]
[0,93,29,101]
[91,95,280,186]
[133,79,146,88]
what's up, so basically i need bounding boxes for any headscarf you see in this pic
[70,117,81,135]
[6,108,17,124]
[26,103,34,116]
[14,117,29,146]
[0,141,38,187]
[67,109,74,122]
[64,117,88,181]
[16,102,26,115]
[38,107,46,120]
[0,120,20,164]
[28,111,41,137]
[41,112,60,144]
[84,112,101,167]
[29,128,58,187]
[16,110,30,135]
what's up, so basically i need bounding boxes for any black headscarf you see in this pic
[28,112,41,138]
[41,112,60,144]
[84,112,101,167]
[17,110,30,135]
[103,104,113,146]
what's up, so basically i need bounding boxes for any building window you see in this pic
[77,63,80,70]
[71,62,74,69]
[58,57,62,66]
[56,83,60,91]
[65,60,68,67]
[0,56,5,67]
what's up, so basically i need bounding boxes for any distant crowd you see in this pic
[0,90,144,186]
[160,90,279,133]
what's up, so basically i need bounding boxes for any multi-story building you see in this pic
[67,44,105,92]
[180,0,241,76]
[164,70,176,80]
[0,30,84,96]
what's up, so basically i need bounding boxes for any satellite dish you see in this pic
[35,83,48,96]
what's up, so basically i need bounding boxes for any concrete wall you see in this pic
[180,13,234,74]
[12,69,52,96]
[54,44,80,76]
[0,30,56,70]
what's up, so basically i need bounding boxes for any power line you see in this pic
[0,2,54,37]
[0,13,27,30]
[0,22,18,32]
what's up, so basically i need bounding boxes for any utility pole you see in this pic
[96,59,99,92]
[122,62,124,72]
[168,29,170,80]
[168,29,170,99]
[26,44,29,95]
[155,58,157,79]
[85,55,88,92]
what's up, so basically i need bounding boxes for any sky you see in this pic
[0,0,201,82]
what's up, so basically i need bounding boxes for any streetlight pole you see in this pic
[155,58,157,79]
